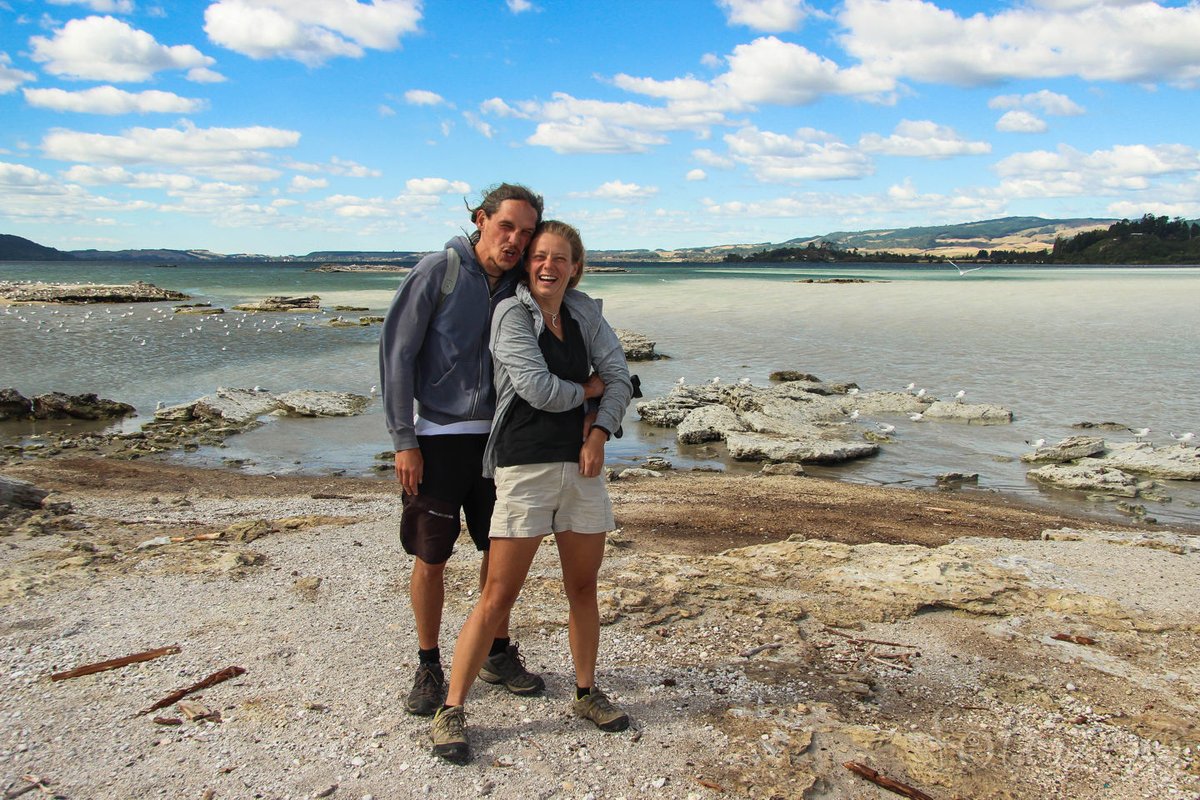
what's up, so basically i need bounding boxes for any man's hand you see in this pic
[582,409,598,440]
[582,373,606,400]
[394,447,423,496]
[579,427,607,478]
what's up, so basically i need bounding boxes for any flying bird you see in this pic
[947,259,984,276]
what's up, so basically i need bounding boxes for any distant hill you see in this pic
[2,216,1167,264]
[799,216,1118,255]
[0,234,75,261]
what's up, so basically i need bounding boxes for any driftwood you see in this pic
[844,762,935,800]
[0,476,49,510]
[49,645,181,682]
[139,665,246,715]
[1052,633,1097,645]
[739,642,783,658]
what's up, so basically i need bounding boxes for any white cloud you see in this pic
[290,175,328,192]
[30,16,220,82]
[62,165,201,191]
[1,53,36,94]
[404,177,470,196]
[686,168,707,181]
[462,112,493,139]
[839,0,1200,87]
[615,36,896,115]
[572,180,659,201]
[41,121,300,168]
[723,126,874,182]
[527,118,668,155]
[483,91,722,154]
[204,0,423,66]
[995,110,1047,134]
[507,0,534,13]
[378,104,395,117]
[0,160,62,191]
[405,89,445,106]
[718,0,810,32]
[858,119,991,158]
[996,143,1200,198]
[24,86,206,114]
[989,90,1085,116]
[693,148,735,169]
[47,0,134,12]
[285,156,381,178]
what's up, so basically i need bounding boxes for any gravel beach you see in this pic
[2,458,1199,800]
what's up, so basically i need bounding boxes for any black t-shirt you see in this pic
[495,304,589,467]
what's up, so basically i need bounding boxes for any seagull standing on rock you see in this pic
[954,390,966,403]
[908,412,924,422]
[1169,431,1194,444]
[876,423,896,434]
[1130,427,1150,442]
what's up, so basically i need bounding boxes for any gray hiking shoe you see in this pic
[572,687,629,732]
[478,643,545,696]
[405,662,446,717]
[430,704,469,765]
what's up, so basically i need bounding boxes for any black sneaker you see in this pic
[430,705,469,765]
[405,662,446,716]
[478,643,546,696]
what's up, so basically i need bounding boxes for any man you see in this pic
[379,183,545,716]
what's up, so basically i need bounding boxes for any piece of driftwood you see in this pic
[49,645,181,682]
[1052,633,1097,645]
[739,642,783,658]
[139,665,246,715]
[844,762,934,800]
[824,627,921,649]
[0,476,49,510]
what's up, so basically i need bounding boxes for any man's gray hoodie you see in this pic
[378,236,518,452]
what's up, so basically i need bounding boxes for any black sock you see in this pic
[418,646,441,666]
[576,686,592,700]
[489,637,510,657]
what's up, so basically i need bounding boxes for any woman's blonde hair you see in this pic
[531,219,586,289]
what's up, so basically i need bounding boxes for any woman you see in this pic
[429,220,634,765]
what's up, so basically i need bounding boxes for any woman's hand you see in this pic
[579,427,607,477]
[582,372,606,400]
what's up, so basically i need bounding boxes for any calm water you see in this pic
[2,260,1198,526]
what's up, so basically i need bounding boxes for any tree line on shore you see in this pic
[724,214,1200,265]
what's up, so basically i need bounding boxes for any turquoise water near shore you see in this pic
[2,260,1199,526]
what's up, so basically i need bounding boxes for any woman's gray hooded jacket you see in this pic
[483,282,633,478]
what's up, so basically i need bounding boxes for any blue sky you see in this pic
[2,0,1199,255]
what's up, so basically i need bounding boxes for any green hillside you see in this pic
[0,234,75,261]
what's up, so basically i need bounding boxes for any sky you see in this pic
[2,0,1199,256]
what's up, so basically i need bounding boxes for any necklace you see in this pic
[538,304,561,327]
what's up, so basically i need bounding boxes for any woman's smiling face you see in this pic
[526,231,580,308]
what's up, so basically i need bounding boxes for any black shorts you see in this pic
[400,434,496,565]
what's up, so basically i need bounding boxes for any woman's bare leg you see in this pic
[445,536,543,707]
[554,530,606,688]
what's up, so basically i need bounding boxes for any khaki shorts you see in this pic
[490,462,614,538]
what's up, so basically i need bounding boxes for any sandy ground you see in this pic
[2,458,1199,800]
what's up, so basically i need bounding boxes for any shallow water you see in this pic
[2,261,1198,525]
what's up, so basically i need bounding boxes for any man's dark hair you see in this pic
[467,183,544,225]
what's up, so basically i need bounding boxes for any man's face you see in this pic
[474,199,538,274]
